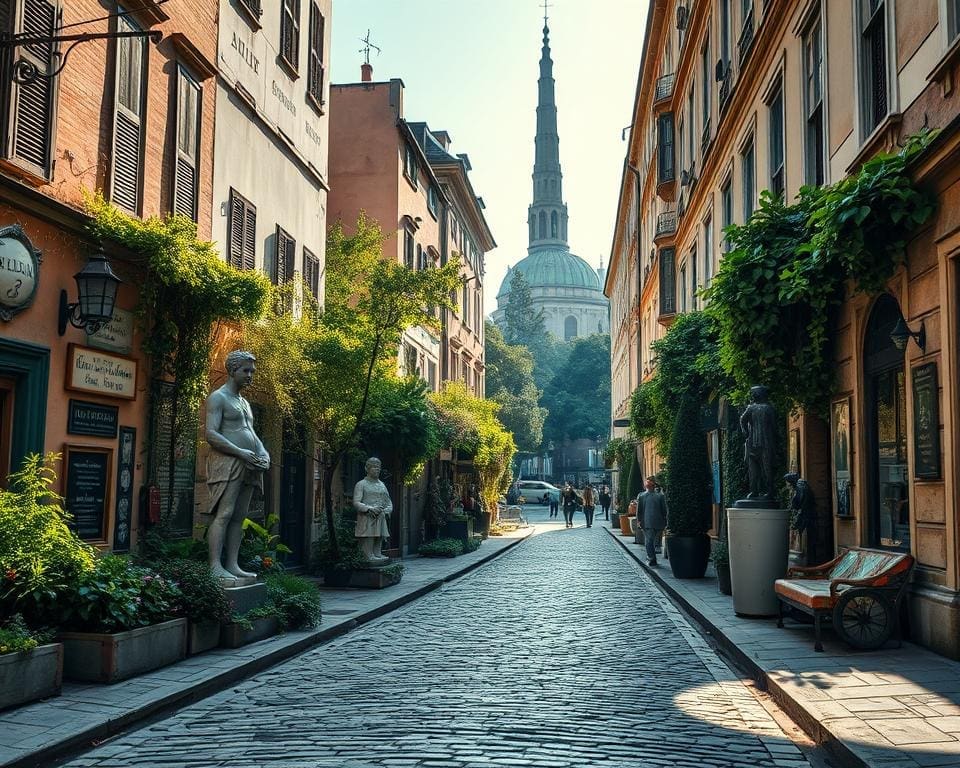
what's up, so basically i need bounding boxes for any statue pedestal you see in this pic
[321,562,401,590]
[727,506,790,617]
[222,581,268,615]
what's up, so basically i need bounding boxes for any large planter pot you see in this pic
[716,564,732,595]
[0,643,63,710]
[187,621,221,656]
[220,616,280,649]
[440,518,474,546]
[727,506,790,616]
[619,514,635,536]
[60,618,187,683]
[666,534,711,578]
[610,511,620,528]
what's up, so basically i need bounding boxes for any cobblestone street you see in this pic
[62,515,814,768]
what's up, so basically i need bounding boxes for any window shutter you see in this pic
[274,226,295,285]
[173,67,200,221]
[242,203,256,271]
[8,0,58,175]
[280,0,300,71]
[659,247,676,315]
[111,15,145,212]
[303,248,319,299]
[307,2,324,106]
[228,190,244,268]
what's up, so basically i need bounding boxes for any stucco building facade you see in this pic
[607,0,960,658]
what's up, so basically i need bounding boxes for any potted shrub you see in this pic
[222,573,322,647]
[665,393,712,579]
[312,515,368,587]
[0,615,62,710]
[58,555,187,683]
[712,540,732,595]
[156,559,231,655]
[418,538,464,558]
[440,512,474,547]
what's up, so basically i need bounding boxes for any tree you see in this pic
[541,334,611,445]
[502,269,546,347]
[665,392,712,536]
[484,321,546,452]
[244,214,461,560]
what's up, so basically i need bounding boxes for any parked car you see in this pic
[516,480,561,505]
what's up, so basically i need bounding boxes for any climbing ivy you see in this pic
[704,133,937,415]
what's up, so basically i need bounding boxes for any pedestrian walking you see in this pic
[599,485,611,520]
[636,475,668,566]
[549,493,559,518]
[561,482,579,528]
[581,483,597,528]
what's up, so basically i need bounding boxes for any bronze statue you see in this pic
[740,385,777,502]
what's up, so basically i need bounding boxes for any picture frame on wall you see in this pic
[831,398,852,518]
[788,428,800,475]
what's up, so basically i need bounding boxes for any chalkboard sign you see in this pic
[64,446,112,541]
[67,399,119,438]
[912,363,941,479]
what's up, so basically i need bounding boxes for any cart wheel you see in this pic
[832,590,894,650]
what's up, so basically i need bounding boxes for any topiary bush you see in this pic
[418,538,464,558]
[665,393,712,537]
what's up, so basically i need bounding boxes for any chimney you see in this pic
[361,62,373,82]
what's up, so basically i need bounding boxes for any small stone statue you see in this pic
[785,472,818,562]
[352,457,393,563]
[740,385,778,502]
[205,350,271,582]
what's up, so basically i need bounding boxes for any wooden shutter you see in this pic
[173,67,201,221]
[228,189,257,270]
[275,226,295,285]
[303,247,319,299]
[307,2,324,107]
[111,14,146,212]
[280,0,300,71]
[659,247,677,315]
[8,0,58,176]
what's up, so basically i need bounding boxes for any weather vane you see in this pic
[358,29,381,65]
[542,0,552,25]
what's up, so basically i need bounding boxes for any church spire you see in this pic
[528,7,569,250]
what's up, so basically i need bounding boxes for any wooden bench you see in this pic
[774,547,914,652]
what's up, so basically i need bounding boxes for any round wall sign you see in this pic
[0,224,41,321]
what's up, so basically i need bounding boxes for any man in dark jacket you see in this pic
[599,486,612,520]
[636,476,668,566]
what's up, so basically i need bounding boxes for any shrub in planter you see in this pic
[665,393,713,579]
[711,539,732,595]
[0,454,96,626]
[154,559,231,625]
[265,574,322,629]
[312,515,367,574]
[419,538,464,558]
[0,615,61,709]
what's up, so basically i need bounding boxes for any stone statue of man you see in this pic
[352,457,392,563]
[740,385,778,502]
[205,350,271,582]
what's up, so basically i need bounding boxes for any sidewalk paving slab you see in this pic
[606,526,960,768]
[0,528,532,768]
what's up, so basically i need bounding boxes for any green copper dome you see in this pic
[497,246,600,299]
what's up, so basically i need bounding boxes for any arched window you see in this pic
[564,315,578,341]
[539,211,547,238]
[529,217,535,241]
[551,211,558,238]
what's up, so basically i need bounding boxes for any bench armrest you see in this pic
[829,576,885,597]
[786,553,846,579]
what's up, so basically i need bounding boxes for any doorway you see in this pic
[280,424,307,567]
[864,294,910,551]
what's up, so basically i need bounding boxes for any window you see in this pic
[228,189,257,270]
[270,226,295,286]
[657,112,675,183]
[427,185,439,217]
[403,228,415,270]
[720,0,732,69]
[307,1,324,109]
[721,181,733,251]
[4,0,59,177]
[538,210,547,239]
[858,0,888,137]
[403,145,418,188]
[237,0,263,22]
[280,0,300,72]
[427,360,437,391]
[112,10,147,212]
[462,283,470,327]
[173,67,201,221]
[679,262,688,313]
[804,15,825,186]
[742,136,755,220]
[768,79,785,198]
[660,248,676,315]
[564,316,578,341]
[703,217,713,286]
[952,0,960,39]
[690,247,698,308]
[303,247,320,300]
[550,210,558,238]
[700,37,711,150]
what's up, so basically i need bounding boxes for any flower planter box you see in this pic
[322,566,402,589]
[188,621,221,656]
[0,643,63,711]
[60,618,187,684]
[220,616,280,649]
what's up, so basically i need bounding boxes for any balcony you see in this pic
[654,211,677,243]
[718,65,732,113]
[700,118,712,158]
[738,7,755,66]
[653,73,675,109]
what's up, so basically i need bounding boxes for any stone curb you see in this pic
[604,526,866,768]
[11,529,533,768]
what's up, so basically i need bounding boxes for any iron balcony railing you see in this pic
[738,6,755,66]
[654,72,675,103]
[718,66,732,111]
[655,211,677,239]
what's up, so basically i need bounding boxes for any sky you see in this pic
[329,0,649,317]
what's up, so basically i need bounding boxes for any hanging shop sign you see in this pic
[0,224,41,322]
[66,344,138,400]
[67,399,119,438]
[87,307,134,354]
[912,362,941,480]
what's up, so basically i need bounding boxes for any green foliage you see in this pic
[721,412,748,512]
[502,270,547,347]
[542,334,611,444]
[665,393,712,537]
[59,555,183,633]
[484,321,546,452]
[710,539,729,567]
[704,134,936,414]
[0,454,96,626]
[603,437,637,511]
[239,513,291,575]
[464,535,482,553]
[0,615,48,654]
[418,538,465,558]
[381,563,405,581]
[265,574,322,629]
[311,514,367,572]
[425,476,453,530]
[626,450,643,503]
[431,382,516,514]
[138,530,207,564]
[154,559,231,624]
[360,376,441,483]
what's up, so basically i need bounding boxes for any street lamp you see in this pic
[890,316,925,353]
[58,248,121,336]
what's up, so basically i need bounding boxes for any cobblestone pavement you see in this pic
[63,520,814,768]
